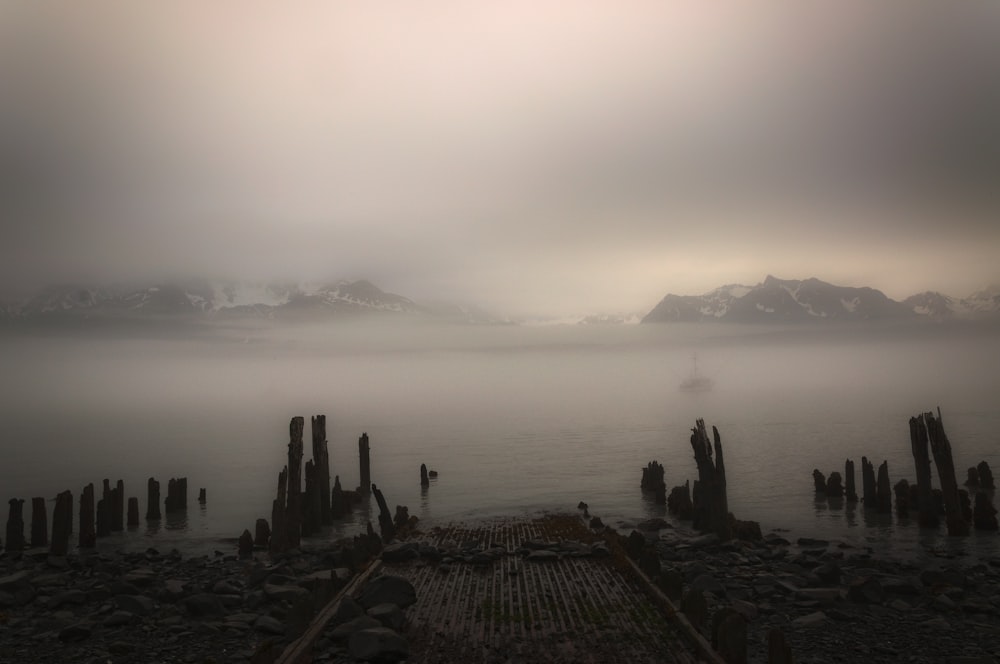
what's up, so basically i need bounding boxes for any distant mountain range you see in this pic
[0,279,506,326]
[642,275,1000,324]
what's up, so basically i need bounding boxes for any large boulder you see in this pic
[348,626,409,662]
[358,575,416,610]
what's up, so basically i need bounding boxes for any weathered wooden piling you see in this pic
[845,459,858,503]
[303,459,319,537]
[978,461,995,490]
[270,467,288,555]
[420,463,429,487]
[973,492,998,531]
[876,461,892,513]
[371,483,395,542]
[690,419,731,540]
[894,479,910,517]
[812,469,826,494]
[31,497,48,548]
[146,478,161,520]
[96,499,111,537]
[359,432,371,495]
[79,483,96,548]
[254,518,270,547]
[311,415,331,525]
[111,479,124,531]
[908,414,938,527]
[287,416,305,548]
[966,467,981,488]
[50,490,72,556]
[861,457,876,509]
[924,409,969,535]
[198,488,206,504]
[127,497,139,527]
[165,477,187,512]
[330,474,348,518]
[238,529,254,558]
[826,472,844,498]
[667,481,694,520]
[5,499,25,551]
[641,460,667,504]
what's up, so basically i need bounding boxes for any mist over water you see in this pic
[1,320,998,559]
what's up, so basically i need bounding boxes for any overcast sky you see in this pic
[2,3,999,316]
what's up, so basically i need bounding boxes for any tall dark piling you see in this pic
[371,483,395,543]
[127,497,139,527]
[287,416,305,548]
[359,432,371,495]
[845,459,858,503]
[270,466,288,555]
[876,461,892,513]
[641,461,667,504]
[255,518,271,547]
[925,409,969,535]
[30,497,48,548]
[812,470,826,494]
[96,499,111,537]
[165,477,187,512]
[198,488,206,504]
[6,498,25,551]
[690,419,731,540]
[978,461,995,490]
[826,472,844,498]
[303,459,319,537]
[311,415,331,525]
[894,479,910,517]
[111,479,124,531]
[146,478,161,520]
[909,415,938,527]
[79,483,96,548]
[50,490,72,555]
[420,463,429,487]
[861,457,876,509]
[667,481,694,520]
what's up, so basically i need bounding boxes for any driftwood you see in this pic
[689,419,730,540]
[844,459,858,503]
[924,409,969,536]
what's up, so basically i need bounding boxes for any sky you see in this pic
[2,3,999,317]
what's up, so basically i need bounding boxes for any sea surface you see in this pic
[2,319,999,561]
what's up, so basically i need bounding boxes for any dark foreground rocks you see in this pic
[620,518,1000,664]
[0,542,366,664]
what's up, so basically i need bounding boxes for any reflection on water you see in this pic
[165,510,188,531]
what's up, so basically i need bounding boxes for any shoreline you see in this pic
[2,508,999,663]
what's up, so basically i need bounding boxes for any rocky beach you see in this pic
[2,509,999,663]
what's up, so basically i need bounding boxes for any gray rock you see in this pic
[0,570,31,590]
[381,541,420,562]
[254,615,286,635]
[358,575,417,610]
[792,611,827,626]
[689,573,726,597]
[183,593,227,618]
[367,602,405,630]
[330,615,382,640]
[264,583,309,603]
[47,589,87,609]
[526,549,559,562]
[212,580,242,595]
[103,610,136,627]
[116,594,155,615]
[348,626,409,661]
[58,622,93,642]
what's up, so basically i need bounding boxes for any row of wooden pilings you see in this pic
[240,415,421,558]
[3,477,200,555]
[810,409,998,534]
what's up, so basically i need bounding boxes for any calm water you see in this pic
[2,321,999,560]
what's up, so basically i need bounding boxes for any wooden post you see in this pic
[303,459,318,537]
[925,409,969,535]
[30,497,47,548]
[146,478,161,520]
[198,488,206,504]
[270,466,288,555]
[111,479,124,531]
[5,498,25,551]
[371,483,395,543]
[894,479,910,517]
[844,459,858,503]
[331,475,347,518]
[876,461,892,513]
[861,457,876,509]
[50,490,72,556]
[977,461,995,489]
[812,470,827,494]
[127,497,139,527]
[255,518,271,547]
[420,463,429,487]
[641,461,666,504]
[359,432,371,495]
[96,498,111,537]
[909,415,938,527]
[312,415,331,525]
[287,416,305,548]
[79,483,96,548]
[165,478,187,512]
[689,419,731,540]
